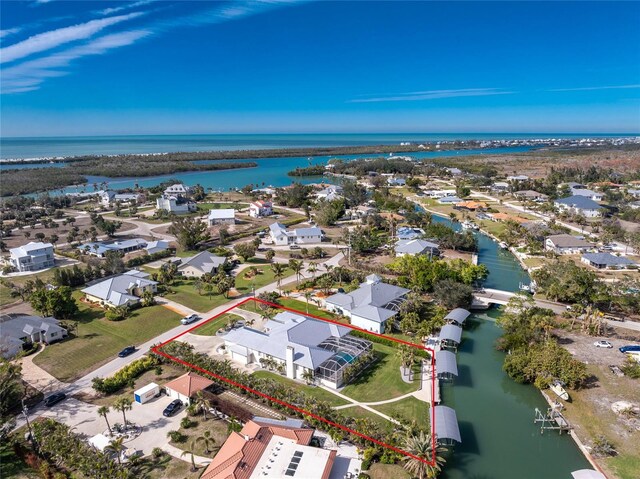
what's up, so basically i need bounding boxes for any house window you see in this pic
[51,332,57,337]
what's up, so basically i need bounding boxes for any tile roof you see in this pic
[163,372,214,397]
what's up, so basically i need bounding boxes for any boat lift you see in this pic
[534,403,572,435]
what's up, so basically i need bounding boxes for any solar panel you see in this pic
[284,451,304,476]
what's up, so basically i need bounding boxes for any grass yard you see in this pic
[234,265,293,292]
[190,313,244,336]
[164,279,232,312]
[252,370,349,407]
[341,343,419,402]
[345,406,393,431]
[369,464,410,479]
[140,454,202,479]
[373,396,430,429]
[168,414,230,458]
[0,285,17,306]
[33,292,181,382]
[277,297,339,320]
[197,202,247,211]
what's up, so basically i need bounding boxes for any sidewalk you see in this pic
[18,345,68,395]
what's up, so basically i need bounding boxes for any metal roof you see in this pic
[435,350,458,376]
[444,308,471,325]
[439,324,462,344]
[430,405,461,443]
[554,195,602,210]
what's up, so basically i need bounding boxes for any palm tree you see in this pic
[307,262,318,278]
[288,259,304,286]
[193,391,211,421]
[97,406,112,436]
[301,369,314,385]
[196,430,216,455]
[113,397,133,426]
[271,263,285,292]
[402,430,447,479]
[105,436,126,465]
[181,440,198,472]
[303,290,313,314]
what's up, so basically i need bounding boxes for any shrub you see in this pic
[125,249,173,268]
[152,447,165,460]
[180,417,196,429]
[167,430,187,443]
[92,356,157,394]
[621,357,640,379]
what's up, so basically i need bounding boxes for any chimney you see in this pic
[286,346,295,379]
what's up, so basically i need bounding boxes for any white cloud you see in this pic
[0,27,22,39]
[100,0,156,16]
[1,30,151,93]
[548,84,640,92]
[349,88,514,103]
[0,11,145,64]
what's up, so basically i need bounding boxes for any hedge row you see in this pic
[91,355,158,394]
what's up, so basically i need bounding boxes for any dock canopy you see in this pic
[444,308,471,326]
[430,405,461,444]
[439,324,462,345]
[435,350,458,377]
[571,471,607,479]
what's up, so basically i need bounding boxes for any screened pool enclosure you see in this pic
[314,334,373,387]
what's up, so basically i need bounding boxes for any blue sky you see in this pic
[1,0,639,137]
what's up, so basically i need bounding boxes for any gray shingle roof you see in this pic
[546,234,592,248]
[178,251,226,274]
[554,195,602,210]
[0,314,65,341]
[81,273,157,306]
[325,279,409,323]
[582,252,636,267]
[395,239,439,255]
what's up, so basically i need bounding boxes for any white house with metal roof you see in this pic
[177,251,226,278]
[156,195,196,214]
[207,209,236,226]
[268,222,323,246]
[164,183,192,196]
[9,241,55,272]
[81,270,157,308]
[324,275,409,333]
[77,238,148,257]
[0,314,67,358]
[395,238,440,257]
[223,311,372,388]
[554,195,603,218]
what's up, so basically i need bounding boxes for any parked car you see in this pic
[593,340,613,348]
[162,399,183,417]
[289,244,300,250]
[118,346,136,358]
[181,314,201,325]
[604,314,624,322]
[44,392,67,407]
[619,345,640,353]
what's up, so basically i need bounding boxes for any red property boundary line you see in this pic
[151,297,438,465]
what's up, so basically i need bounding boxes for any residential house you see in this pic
[177,251,226,278]
[352,204,377,218]
[325,274,410,334]
[224,311,372,389]
[100,191,145,206]
[424,189,457,198]
[248,200,273,218]
[207,209,236,226]
[514,190,549,202]
[491,181,510,192]
[200,417,344,479]
[0,314,67,359]
[554,195,603,218]
[387,177,406,186]
[445,167,462,176]
[145,240,170,255]
[507,175,529,182]
[163,372,214,406]
[156,195,196,214]
[581,253,637,270]
[164,183,192,196]
[81,270,158,308]
[315,185,343,201]
[9,242,54,272]
[269,222,323,246]
[455,200,488,211]
[395,239,440,257]
[570,188,604,201]
[438,196,463,204]
[545,234,594,255]
[77,238,148,257]
[396,226,425,241]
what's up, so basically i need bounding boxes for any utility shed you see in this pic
[430,405,462,446]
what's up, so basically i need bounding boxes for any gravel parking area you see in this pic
[556,330,637,367]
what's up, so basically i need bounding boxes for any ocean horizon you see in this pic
[1,132,637,160]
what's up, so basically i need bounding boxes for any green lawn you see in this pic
[341,343,419,402]
[234,265,293,292]
[277,297,339,320]
[369,464,410,479]
[197,202,247,211]
[33,292,181,381]
[373,396,430,428]
[163,279,231,312]
[190,313,244,336]
[0,284,17,306]
[346,406,393,431]
[252,370,349,407]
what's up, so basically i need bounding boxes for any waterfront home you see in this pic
[0,314,67,359]
[269,222,323,246]
[99,191,145,206]
[554,195,603,218]
[438,195,463,204]
[208,208,236,226]
[248,200,273,218]
[9,241,54,272]
[581,252,637,270]
[396,226,424,240]
[156,194,196,214]
[201,417,345,479]
[514,190,549,202]
[424,188,457,198]
[177,251,226,278]
[395,238,440,257]
[455,200,488,211]
[545,234,594,255]
[163,372,214,406]
[164,183,192,196]
[325,274,409,333]
[77,238,147,257]
[224,311,372,388]
[81,270,157,308]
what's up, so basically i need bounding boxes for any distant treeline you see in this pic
[1,142,488,166]
[287,165,326,177]
[0,160,256,196]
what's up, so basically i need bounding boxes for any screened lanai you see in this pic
[314,335,373,386]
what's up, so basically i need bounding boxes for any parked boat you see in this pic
[461,221,479,230]
[550,380,570,401]
[499,241,508,249]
